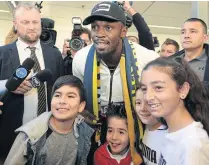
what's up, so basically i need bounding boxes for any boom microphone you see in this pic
[29,69,52,88]
[0,58,35,101]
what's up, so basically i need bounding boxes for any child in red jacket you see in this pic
[94,104,134,165]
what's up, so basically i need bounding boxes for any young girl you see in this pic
[94,104,134,165]
[135,88,167,165]
[140,57,209,165]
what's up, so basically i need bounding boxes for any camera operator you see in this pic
[122,1,155,50]
[62,27,92,75]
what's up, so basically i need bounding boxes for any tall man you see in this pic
[73,1,159,164]
[173,18,209,86]
[0,3,64,161]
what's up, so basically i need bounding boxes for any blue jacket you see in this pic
[4,112,94,165]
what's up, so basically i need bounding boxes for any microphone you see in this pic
[29,69,52,88]
[6,58,35,91]
[0,58,35,101]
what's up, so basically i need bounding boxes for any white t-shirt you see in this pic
[141,125,167,165]
[158,122,209,165]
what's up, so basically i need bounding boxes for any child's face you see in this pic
[51,85,85,121]
[140,67,187,119]
[106,117,129,155]
[136,89,159,126]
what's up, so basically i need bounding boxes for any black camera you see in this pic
[40,18,57,47]
[69,17,86,51]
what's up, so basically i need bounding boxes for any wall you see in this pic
[0,17,182,54]
[127,31,181,52]
[0,20,13,46]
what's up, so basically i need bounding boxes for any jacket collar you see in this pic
[15,112,87,145]
[172,43,209,57]
[7,40,45,71]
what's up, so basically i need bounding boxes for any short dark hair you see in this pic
[163,38,180,52]
[106,103,127,122]
[51,75,86,102]
[81,27,92,40]
[184,18,208,34]
[71,27,92,40]
[127,35,139,44]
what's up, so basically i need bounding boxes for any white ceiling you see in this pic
[0,1,196,35]
[40,1,192,35]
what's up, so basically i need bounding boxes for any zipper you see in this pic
[100,60,117,105]
[108,69,115,104]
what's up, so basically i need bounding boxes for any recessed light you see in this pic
[148,25,181,30]
[0,10,10,13]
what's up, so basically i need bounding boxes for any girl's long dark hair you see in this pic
[143,57,209,135]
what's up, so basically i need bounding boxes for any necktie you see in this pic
[29,47,47,115]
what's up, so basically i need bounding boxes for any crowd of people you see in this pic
[0,1,209,165]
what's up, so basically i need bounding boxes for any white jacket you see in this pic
[73,42,159,106]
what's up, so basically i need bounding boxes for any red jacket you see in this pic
[94,142,132,165]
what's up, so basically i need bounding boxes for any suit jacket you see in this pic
[172,43,209,91]
[0,41,64,158]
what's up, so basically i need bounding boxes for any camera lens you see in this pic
[69,37,83,51]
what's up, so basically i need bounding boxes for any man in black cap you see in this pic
[73,2,158,164]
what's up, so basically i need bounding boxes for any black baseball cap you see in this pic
[83,1,126,25]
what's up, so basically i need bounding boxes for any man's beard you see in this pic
[20,33,40,44]
[95,40,120,61]
[96,48,116,61]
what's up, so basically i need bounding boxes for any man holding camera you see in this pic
[0,2,64,161]
[62,27,92,75]
[73,1,159,164]
[123,1,155,50]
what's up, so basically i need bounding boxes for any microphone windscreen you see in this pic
[22,58,35,70]
[6,79,18,91]
[5,58,35,91]
[35,69,52,82]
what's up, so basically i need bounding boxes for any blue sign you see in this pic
[16,67,27,78]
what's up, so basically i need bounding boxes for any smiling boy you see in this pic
[94,104,134,165]
[4,75,94,165]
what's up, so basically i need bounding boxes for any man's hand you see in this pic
[122,1,131,11]
[12,79,32,95]
[122,1,136,16]
[0,101,3,114]
[62,39,71,56]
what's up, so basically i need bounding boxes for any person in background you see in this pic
[127,35,139,44]
[5,26,18,45]
[123,1,155,50]
[4,75,94,165]
[172,18,209,92]
[135,87,167,165]
[0,102,3,115]
[62,27,92,75]
[140,57,209,165]
[160,38,179,57]
[62,27,92,59]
